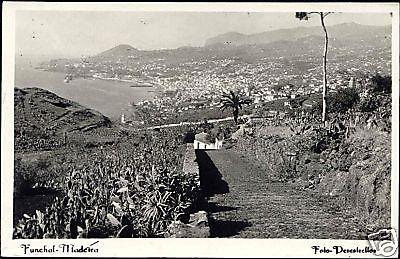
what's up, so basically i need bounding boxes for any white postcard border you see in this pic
[2,2,399,258]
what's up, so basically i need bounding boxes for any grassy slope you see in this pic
[14,87,118,152]
[13,87,190,228]
[14,87,121,196]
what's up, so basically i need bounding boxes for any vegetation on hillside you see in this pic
[13,127,202,238]
[14,87,114,152]
[13,89,203,238]
[232,74,392,232]
[12,67,392,239]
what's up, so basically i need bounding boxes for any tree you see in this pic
[312,88,360,115]
[328,88,360,113]
[296,12,333,125]
[220,90,251,124]
[371,73,392,94]
[357,74,392,113]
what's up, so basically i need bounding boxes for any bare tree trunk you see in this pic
[233,108,239,124]
[320,12,329,126]
[63,131,67,144]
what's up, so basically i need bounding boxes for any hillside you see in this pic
[205,22,391,47]
[14,87,113,151]
[95,44,139,58]
[229,78,392,233]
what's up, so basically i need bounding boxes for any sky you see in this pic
[15,11,392,58]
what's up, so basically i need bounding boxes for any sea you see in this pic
[15,60,155,120]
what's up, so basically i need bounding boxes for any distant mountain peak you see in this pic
[204,31,247,46]
[204,22,391,47]
[96,44,138,57]
[115,44,136,50]
[223,31,247,36]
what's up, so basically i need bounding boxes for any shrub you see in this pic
[312,88,360,114]
[14,157,60,196]
[370,73,391,94]
[183,131,196,143]
[328,88,360,113]
[13,127,201,239]
[14,159,34,196]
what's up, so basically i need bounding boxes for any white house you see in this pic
[193,132,223,150]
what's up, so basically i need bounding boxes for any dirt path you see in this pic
[198,149,366,239]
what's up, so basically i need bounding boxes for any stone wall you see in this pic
[165,144,210,238]
[183,143,200,184]
[232,127,391,232]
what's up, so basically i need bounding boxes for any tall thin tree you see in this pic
[296,12,333,125]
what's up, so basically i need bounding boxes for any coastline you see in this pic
[14,66,158,119]
[94,76,154,87]
[37,68,159,89]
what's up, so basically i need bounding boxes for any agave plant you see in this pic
[14,127,201,239]
[171,193,192,222]
[142,189,172,235]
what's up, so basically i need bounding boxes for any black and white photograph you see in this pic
[1,2,399,258]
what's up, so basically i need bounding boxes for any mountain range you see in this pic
[204,22,391,47]
[41,22,391,67]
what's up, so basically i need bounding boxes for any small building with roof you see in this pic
[193,132,223,150]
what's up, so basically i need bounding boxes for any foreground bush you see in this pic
[13,128,201,238]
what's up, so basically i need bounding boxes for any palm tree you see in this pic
[220,90,251,124]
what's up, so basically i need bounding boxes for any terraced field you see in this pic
[198,149,367,239]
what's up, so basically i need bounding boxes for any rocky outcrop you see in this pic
[165,211,210,238]
[316,130,391,231]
